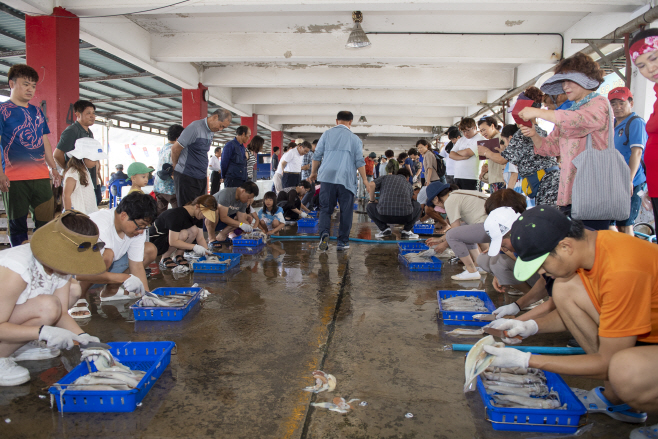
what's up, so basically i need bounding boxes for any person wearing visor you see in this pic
[483,206,658,426]
[516,53,613,230]
[0,210,105,386]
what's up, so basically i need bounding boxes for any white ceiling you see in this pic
[6,0,650,154]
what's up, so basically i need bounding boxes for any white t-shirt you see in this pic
[281,148,304,173]
[0,244,71,305]
[439,148,455,177]
[63,168,98,215]
[89,208,145,263]
[451,134,484,180]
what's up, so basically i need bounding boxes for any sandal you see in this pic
[208,240,223,249]
[68,299,91,319]
[159,257,177,269]
[174,255,189,266]
[572,386,647,423]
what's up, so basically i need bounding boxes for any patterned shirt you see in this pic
[154,142,175,195]
[0,102,50,181]
[301,150,313,180]
[373,174,414,216]
[534,95,610,206]
[246,151,257,179]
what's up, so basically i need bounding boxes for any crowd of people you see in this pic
[0,34,658,436]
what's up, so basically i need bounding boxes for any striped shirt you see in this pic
[246,151,257,179]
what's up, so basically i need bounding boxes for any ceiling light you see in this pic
[346,11,371,49]
[359,116,367,123]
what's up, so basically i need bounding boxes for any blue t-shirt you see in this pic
[0,102,50,181]
[614,112,647,187]
[403,157,415,183]
[174,118,213,179]
[257,206,285,225]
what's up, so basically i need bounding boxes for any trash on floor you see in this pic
[303,370,336,393]
[311,397,360,414]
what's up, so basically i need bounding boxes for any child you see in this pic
[62,138,107,214]
[255,191,285,235]
[127,162,153,194]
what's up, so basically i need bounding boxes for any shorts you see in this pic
[613,183,646,227]
[90,253,130,289]
[2,178,54,234]
[150,234,171,256]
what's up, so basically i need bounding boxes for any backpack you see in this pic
[433,151,447,178]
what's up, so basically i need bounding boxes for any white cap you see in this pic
[484,207,521,256]
[417,186,428,205]
[69,138,108,161]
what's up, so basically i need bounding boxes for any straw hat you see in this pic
[200,207,216,223]
[31,210,107,276]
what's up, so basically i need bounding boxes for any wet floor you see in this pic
[1,208,655,438]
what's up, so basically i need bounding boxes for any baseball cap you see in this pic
[127,162,154,178]
[425,181,450,207]
[484,207,521,257]
[69,138,108,161]
[608,87,633,102]
[157,163,173,180]
[511,205,572,281]
[417,186,428,205]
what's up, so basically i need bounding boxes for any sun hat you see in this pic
[157,163,173,180]
[425,181,450,206]
[127,162,154,178]
[608,87,633,102]
[540,72,601,95]
[200,207,216,223]
[511,205,572,281]
[69,138,108,161]
[484,207,521,257]
[30,210,106,276]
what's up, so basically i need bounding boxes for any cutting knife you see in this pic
[483,327,523,341]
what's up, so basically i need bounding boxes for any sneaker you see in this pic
[0,358,30,386]
[337,243,350,250]
[400,230,419,239]
[451,269,482,281]
[631,424,658,439]
[375,228,392,238]
[318,233,330,251]
[10,341,60,361]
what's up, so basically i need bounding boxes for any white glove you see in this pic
[77,333,100,346]
[239,222,253,233]
[38,326,80,350]
[483,345,531,369]
[492,303,521,319]
[193,244,212,255]
[505,319,539,339]
[413,175,419,183]
[300,212,308,218]
[122,274,145,296]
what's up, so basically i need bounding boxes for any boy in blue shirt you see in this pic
[608,87,647,235]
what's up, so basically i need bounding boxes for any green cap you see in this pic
[127,162,154,178]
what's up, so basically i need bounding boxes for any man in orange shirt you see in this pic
[483,205,658,425]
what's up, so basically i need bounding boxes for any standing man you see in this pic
[0,65,61,247]
[221,126,251,188]
[54,100,101,205]
[153,124,183,216]
[367,167,421,239]
[301,139,316,182]
[608,87,647,236]
[209,146,222,195]
[171,109,232,206]
[450,118,483,190]
[281,141,311,189]
[310,111,367,251]
[271,146,280,179]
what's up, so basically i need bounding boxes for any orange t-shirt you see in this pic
[578,231,658,343]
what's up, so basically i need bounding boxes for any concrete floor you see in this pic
[1,209,656,438]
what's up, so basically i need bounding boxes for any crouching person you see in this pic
[367,167,422,239]
[0,211,106,386]
[207,181,259,247]
[277,180,312,220]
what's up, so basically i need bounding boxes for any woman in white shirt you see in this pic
[449,118,484,190]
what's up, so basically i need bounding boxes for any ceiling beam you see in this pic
[270,116,454,126]
[90,93,181,103]
[80,72,155,83]
[256,104,465,118]
[283,124,434,135]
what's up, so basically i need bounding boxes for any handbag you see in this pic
[520,166,559,199]
[570,104,631,221]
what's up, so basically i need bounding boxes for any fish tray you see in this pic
[297,218,319,227]
[476,371,587,433]
[232,244,265,255]
[398,242,430,255]
[307,211,318,218]
[192,253,241,273]
[130,287,202,321]
[232,235,263,247]
[398,253,442,272]
[49,341,175,413]
[413,223,435,235]
[437,290,495,326]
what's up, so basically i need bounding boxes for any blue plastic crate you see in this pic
[297,218,319,227]
[49,341,175,413]
[232,244,265,255]
[130,287,201,321]
[192,253,241,273]
[307,211,318,218]
[296,227,319,235]
[398,253,442,271]
[413,223,435,235]
[437,290,495,326]
[477,371,587,433]
[232,235,263,247]
[398,242,430,255]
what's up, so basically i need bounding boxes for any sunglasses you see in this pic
[132,219,149,231]
[57,231,105,252]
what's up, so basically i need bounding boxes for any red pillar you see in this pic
[25,7,79,146]
[182,83,208,127]
[240,114,258,145]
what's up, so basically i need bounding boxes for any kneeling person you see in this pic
[207,181,259,246]
[367,167,422,239]
[277,181,312,221]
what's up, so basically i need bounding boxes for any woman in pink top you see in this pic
[517,53,611,230]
